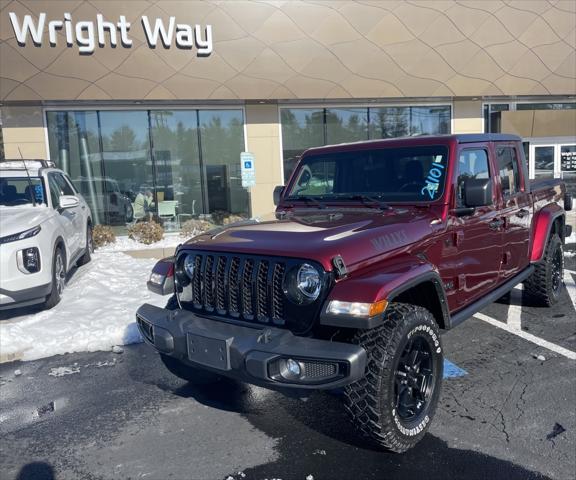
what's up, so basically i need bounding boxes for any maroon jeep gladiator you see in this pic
[137,133,572,452]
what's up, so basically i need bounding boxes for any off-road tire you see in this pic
[524,233,563,307]
[160,295,221,384]
[76,224,93,266]
[344,303,443,453]
[44,246,66,310]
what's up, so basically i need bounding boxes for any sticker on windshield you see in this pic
[33,184,44,202]
[421,155,445,200]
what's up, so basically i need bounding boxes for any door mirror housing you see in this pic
[273,185,284,206]
[464,178,492,208]
[59,195,80,209]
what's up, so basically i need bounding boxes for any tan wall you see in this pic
[1,106,47,159]
[452,100,483,133]
[501,109,576,137]
[245,104,282,217]
[1,0,574,102]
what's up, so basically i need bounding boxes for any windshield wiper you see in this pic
[339,194,392,210]
[286,195,327,209]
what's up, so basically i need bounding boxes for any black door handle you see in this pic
[516,209,529,218]
[489,219,504,230]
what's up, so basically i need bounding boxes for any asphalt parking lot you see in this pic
[1,257,575,480]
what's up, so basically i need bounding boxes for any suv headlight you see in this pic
[175,253,194,288]
[285,263,322,304]
[0,225,41,245]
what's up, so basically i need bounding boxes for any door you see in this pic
[48,173,83,259]
[494,144,531,280]
[449,146,503,308]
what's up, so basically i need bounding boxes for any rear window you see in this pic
[0,177,46,206]
[286,145,449,202]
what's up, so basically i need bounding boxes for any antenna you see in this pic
[18,148,37,207]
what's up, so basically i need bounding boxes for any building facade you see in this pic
[1,0,575,231]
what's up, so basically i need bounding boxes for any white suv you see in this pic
[0,160,93,310]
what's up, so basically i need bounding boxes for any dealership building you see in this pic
[1,0,575,232]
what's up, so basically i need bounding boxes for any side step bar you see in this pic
[450,266,534,329]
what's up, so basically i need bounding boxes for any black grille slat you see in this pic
[215,256,227,313]
[228,257,240,316]
[241,259,255,319]
[203,255,215,311]
[192,255,202,305]
[271,263,285,324]
[256,260,270,322]
[181,252,288,326]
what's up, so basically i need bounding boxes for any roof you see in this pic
[304,133,522,154]
[0,159,59,177]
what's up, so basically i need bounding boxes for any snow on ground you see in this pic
[96,233,184,252]
[0,251,165,362]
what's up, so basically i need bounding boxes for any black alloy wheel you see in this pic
[394,335,436,423]
[551,246,563,294]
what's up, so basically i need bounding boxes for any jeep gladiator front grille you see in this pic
[183,252,286,325]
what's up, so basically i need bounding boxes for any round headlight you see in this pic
[184,254,196,279]
[296,263,321,301]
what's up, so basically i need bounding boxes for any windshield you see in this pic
[0,177,46,206]
[286,145,449,203]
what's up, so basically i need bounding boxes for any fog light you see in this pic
[280,358,302,380]
[17,247,41,273]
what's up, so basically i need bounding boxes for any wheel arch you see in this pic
[388,273,450,330]
[530,205,565,263]
[320,259,450,330]
[53,235,67,266]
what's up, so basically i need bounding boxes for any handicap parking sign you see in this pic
[240,152,256,188]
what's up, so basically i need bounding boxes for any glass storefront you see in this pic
[46,109,248,232]
[281,105,451,182]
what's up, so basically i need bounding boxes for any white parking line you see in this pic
[507,284,523,330]
[564,270,576,312]
[474,312,576,360]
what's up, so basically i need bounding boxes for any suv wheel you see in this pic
[160,295,221,384]
[524,233,563,306]
[344,303,443,453]
[76,224,93,266]
[44,247,66,309]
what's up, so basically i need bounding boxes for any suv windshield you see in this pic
[0,177,46,206]
[286,145,449,203]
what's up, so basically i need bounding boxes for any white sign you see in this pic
[240,152,256,188]
[8,12,212,55]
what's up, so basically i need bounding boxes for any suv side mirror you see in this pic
[59,195,80,209]
[273,185,284,206]
[464,178,492,208]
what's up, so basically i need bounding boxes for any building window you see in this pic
[483,103,510,133]
[516,103,576,110]
[281,105,451,182]
[46,109,248,233]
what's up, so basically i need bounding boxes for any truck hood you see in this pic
[183,207,444,272]
[0,205,48,237]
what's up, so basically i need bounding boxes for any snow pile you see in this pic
[566,231,576,245]
[96,234,183,253]
[0,252,165,362]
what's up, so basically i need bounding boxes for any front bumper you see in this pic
[0,282,52,310]
[136,303,367,390]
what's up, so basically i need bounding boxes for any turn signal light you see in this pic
[327,299,388,317]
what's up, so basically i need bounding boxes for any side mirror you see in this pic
[59,195,80,209]
[273,185,284,206]
[464,178,492,208]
